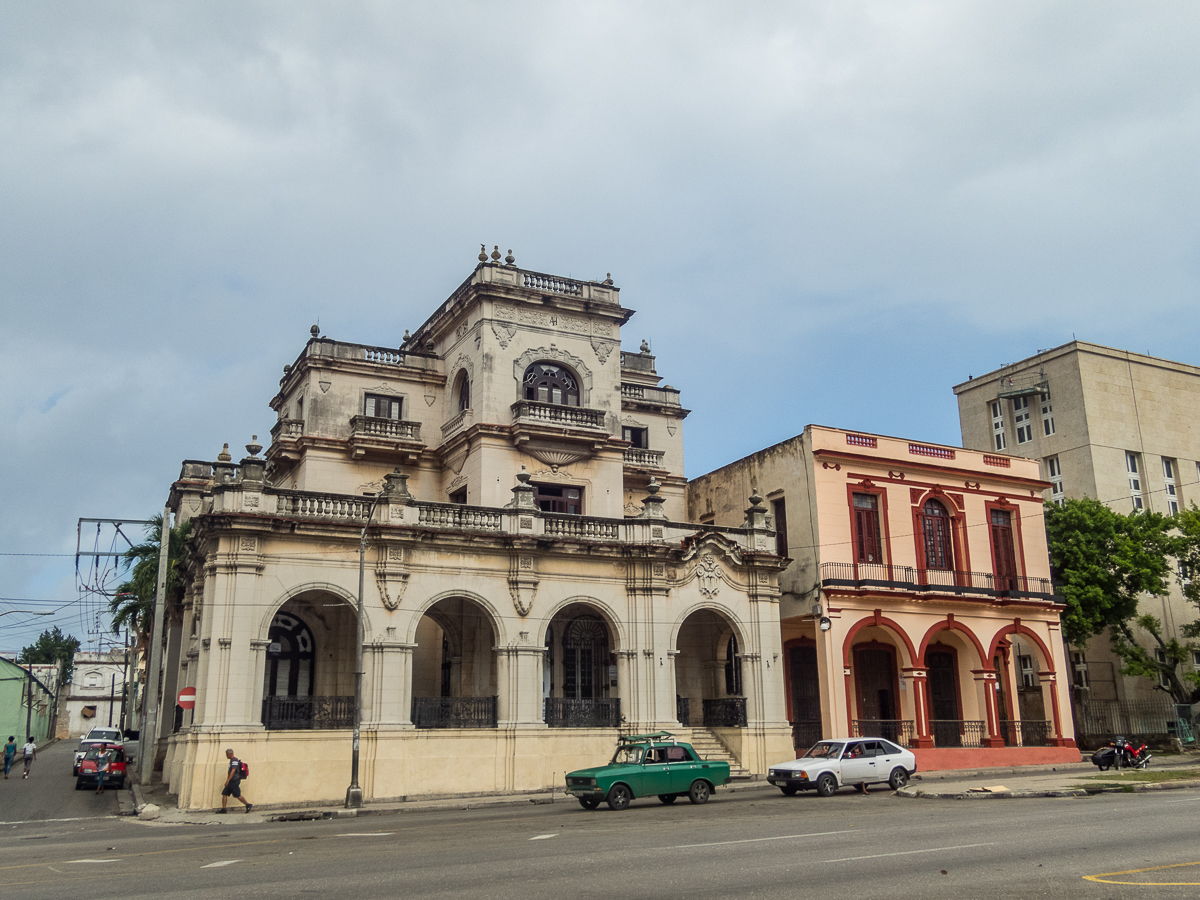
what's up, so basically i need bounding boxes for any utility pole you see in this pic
[141,506,172,786]
[25,665,33,739]
[119,628,130,735]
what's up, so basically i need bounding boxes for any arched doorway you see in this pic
[675,609,746,728]
[260,595,356,730]
[853,642,900,741]
[544,605,619,727]
[411,597,499,728]
[926,644,963,746]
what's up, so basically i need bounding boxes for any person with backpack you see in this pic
[218,747,252,813]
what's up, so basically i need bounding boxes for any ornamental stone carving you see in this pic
[696,555,722,598]
[491,321,517,349]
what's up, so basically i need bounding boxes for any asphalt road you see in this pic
[0,738,122,823]
[5,778,1200,899]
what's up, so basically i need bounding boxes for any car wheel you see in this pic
[780,785,799,796]
[578,797,600,810]
[658,794,678,804]
[688,780,711,805]
[606,784,632,811]
[888,767,909,790]
[815,773,837,797]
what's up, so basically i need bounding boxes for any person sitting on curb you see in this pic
[218,748,253,814]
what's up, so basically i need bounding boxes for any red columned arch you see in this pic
[841,611,918,668]
[918,617,989,669]
[987,623,1056,673]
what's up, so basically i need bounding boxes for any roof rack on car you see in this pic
[618,731,676,745]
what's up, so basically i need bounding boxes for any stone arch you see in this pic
[447,354,475,419]
[918,617,989,669]
[405,589,506,647]
[669,600,749,652]
[987,623,1056,673]
[512,346,594,405]
[537,595,627,651]
[259,582,369,639]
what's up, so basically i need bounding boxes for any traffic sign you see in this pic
[177,686,197,710]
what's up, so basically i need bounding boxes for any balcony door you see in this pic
[926,647,960,746]
[990,509,1017,590]
[854,645,897,728]
[920,499,953,571]
[264,612,315,699]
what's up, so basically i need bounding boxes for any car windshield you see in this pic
[84,747,122,762]
[802,741,845,759]
[611,746,645,765]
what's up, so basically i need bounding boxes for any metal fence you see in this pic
[929,719,986,748]
[703,698,747,727]
[261,695,355,730]
[998,720,1052,747]
[791,721,823,752]
[1073,697,1192,745]
[544,697,621,728]
[677,697,691,727]
[411,696,498,729]
[852,719,915,746]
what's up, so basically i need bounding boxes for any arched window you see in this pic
[921,499,953,571]
[84,671,102,688]
[523,362,579,407]
[455,371,470,413]
[563,616,608,699]
[264,611,315,698]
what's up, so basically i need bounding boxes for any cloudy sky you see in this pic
[2,1,1198,650]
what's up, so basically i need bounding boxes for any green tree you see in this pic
[1044,498,1175,646]
[108,515,191,643]
[1175,504,1200,609]
[18,626,82,682]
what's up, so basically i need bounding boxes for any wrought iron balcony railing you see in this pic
[702,697,747,728]
[411,696,498,729]
[791,721,823,752]
[819,562,1058,602]
[544,697,621,728]
[262,695,355,730]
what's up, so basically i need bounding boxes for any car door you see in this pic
[666,745,701,793]
[837,741,876,785]
[635,747,672,797]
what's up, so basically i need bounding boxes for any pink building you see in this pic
[688,425,1079,770]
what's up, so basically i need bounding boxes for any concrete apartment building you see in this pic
[63,650,129,737]
[954,341,1200,727]
[687,426,1078,770]
[157,253,793,810]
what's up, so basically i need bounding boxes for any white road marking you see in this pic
[201,860,241,868]
[337,832,395,837]
[824,841,997,863]
[668,830,856,850]
[66,859,120,864]
[1161,796,1200,804]
[0,816,120,826]
[529,834,559,841]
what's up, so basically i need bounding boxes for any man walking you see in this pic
[21,736,36,778]
[3,736,15,779]
[218,748,253,813]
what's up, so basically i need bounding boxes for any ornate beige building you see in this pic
[159,253,792,810]
[954,341,1200,740]
[687,426,1079,769]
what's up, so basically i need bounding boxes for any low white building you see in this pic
[64,650,129,737]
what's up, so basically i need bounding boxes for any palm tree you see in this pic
[108,515,191,642]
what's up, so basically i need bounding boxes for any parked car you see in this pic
[75,743,127,791]
[73,727,123,775]
[565,731,731,811]
[767,738,917,796]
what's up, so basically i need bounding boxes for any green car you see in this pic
[565,732,732,811]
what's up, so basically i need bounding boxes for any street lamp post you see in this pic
[346,469,402,809]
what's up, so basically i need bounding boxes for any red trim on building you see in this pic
[840,614,918,667]
[917,617,988,668]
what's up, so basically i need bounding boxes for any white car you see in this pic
[767,737,917,796]
[73,727,123,775]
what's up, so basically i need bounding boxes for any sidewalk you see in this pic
[899,750,1200,799]
[123,752,1200,825]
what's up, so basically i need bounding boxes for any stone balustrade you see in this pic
[510,399,607,430]
[620,384,681,406]
[270,418,304,442]
[350,415,422,442]
[623,448,666,468]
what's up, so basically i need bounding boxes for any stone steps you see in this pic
[680,728,751,779]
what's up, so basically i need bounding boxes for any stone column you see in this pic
[497,644,547,727]
[904,668,932,747]
[974,669,1006,748]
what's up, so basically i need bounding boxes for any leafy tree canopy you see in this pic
[1044,498,1175,647]
[18,626,82,682]
[108,514,191,643]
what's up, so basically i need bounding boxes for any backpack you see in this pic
[239,760,250,780]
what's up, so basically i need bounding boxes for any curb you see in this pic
[898,778,1200,800]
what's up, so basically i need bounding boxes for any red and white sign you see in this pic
[177,686,197,710]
